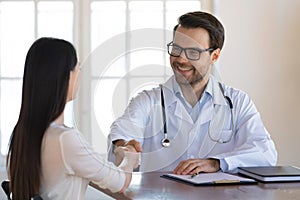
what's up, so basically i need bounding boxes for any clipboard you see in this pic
[161,172,257,186]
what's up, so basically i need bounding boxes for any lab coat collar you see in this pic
[206,76,227,107]
[161,76,177,107]
[161,76,228,125]
[162,75,227,107]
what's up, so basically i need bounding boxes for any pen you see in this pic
[190,172,201,179]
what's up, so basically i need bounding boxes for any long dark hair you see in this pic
[7,37,77,199]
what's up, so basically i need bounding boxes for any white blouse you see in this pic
[40,123,125,200]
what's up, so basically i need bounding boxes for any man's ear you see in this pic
[211,48,221,64]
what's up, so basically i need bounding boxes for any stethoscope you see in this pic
[160,83,235,148]
[160,84,171,147]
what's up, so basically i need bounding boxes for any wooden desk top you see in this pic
[92,172,300,200]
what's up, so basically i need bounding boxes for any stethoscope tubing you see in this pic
[160,84,167,133]
[160,85,170,147]
[160,82,235,147]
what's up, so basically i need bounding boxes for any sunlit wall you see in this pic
[217,0,300,166]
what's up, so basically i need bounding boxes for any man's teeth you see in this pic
[178,66,193,71]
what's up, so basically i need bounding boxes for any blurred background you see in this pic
[0,0,299,168]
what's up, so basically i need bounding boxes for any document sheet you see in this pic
[161,172,256,185]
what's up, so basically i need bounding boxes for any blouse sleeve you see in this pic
[59,129,126,193]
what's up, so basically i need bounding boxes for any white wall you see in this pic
[216,0,300,166]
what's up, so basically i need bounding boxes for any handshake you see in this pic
[114,145,140,172]
[113,142,141,193]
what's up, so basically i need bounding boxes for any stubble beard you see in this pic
[173,67,205,88]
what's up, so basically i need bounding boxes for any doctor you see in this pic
[108,11,277,174]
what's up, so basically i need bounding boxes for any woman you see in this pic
[7,37,138,199]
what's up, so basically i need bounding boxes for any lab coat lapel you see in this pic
[162,77,194,125]
[173,101,194,124]
[198,77,228,158]
[198,105,224,158]
[195,98,214,125]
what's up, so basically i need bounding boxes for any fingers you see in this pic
[115,146,140,169]
[124,139,143,152]
[113,139,142,168]
[173,159,200,175]
[114,146,126,166]
[173,159,220,175]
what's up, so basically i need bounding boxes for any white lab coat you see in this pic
[108,76,277,173]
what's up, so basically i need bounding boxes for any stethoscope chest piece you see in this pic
[161,134,170,147]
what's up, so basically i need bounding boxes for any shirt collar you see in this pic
[172,76,212,102]
[173,78,184,99]
[164,75,227,106]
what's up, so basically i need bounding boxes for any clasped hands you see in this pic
[116,139,220,174]
[114,143,140,170]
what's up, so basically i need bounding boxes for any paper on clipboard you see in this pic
[161,172,256,186]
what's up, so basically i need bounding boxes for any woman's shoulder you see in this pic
[47,123,78,134]
[45,124,91,157]
[45,123,82,143]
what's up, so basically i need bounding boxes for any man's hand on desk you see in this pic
[173,158,220,175]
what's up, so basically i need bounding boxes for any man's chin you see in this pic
[175,75,204,87]
[175,78,196,88]
[175,75,189,85]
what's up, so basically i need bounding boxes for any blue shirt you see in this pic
[173,78,228,170]
[173,78,210,123]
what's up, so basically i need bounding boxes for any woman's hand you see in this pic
[114,146,140,169]
[114,146,140,193]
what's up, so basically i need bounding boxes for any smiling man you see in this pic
[108,11,277,174]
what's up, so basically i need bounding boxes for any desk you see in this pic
[92,172,300,200]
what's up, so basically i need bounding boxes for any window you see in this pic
[0,0,203,162]
[89,0,202,153]
[0,0,74,158]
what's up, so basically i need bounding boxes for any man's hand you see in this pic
[114,146,140,193]
[114,146,140,169]
[173,158,220,175]
[114,139,143,152]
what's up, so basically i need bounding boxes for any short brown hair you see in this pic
[173,11,225,50]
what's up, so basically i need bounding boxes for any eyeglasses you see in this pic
[167,42,213,61]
